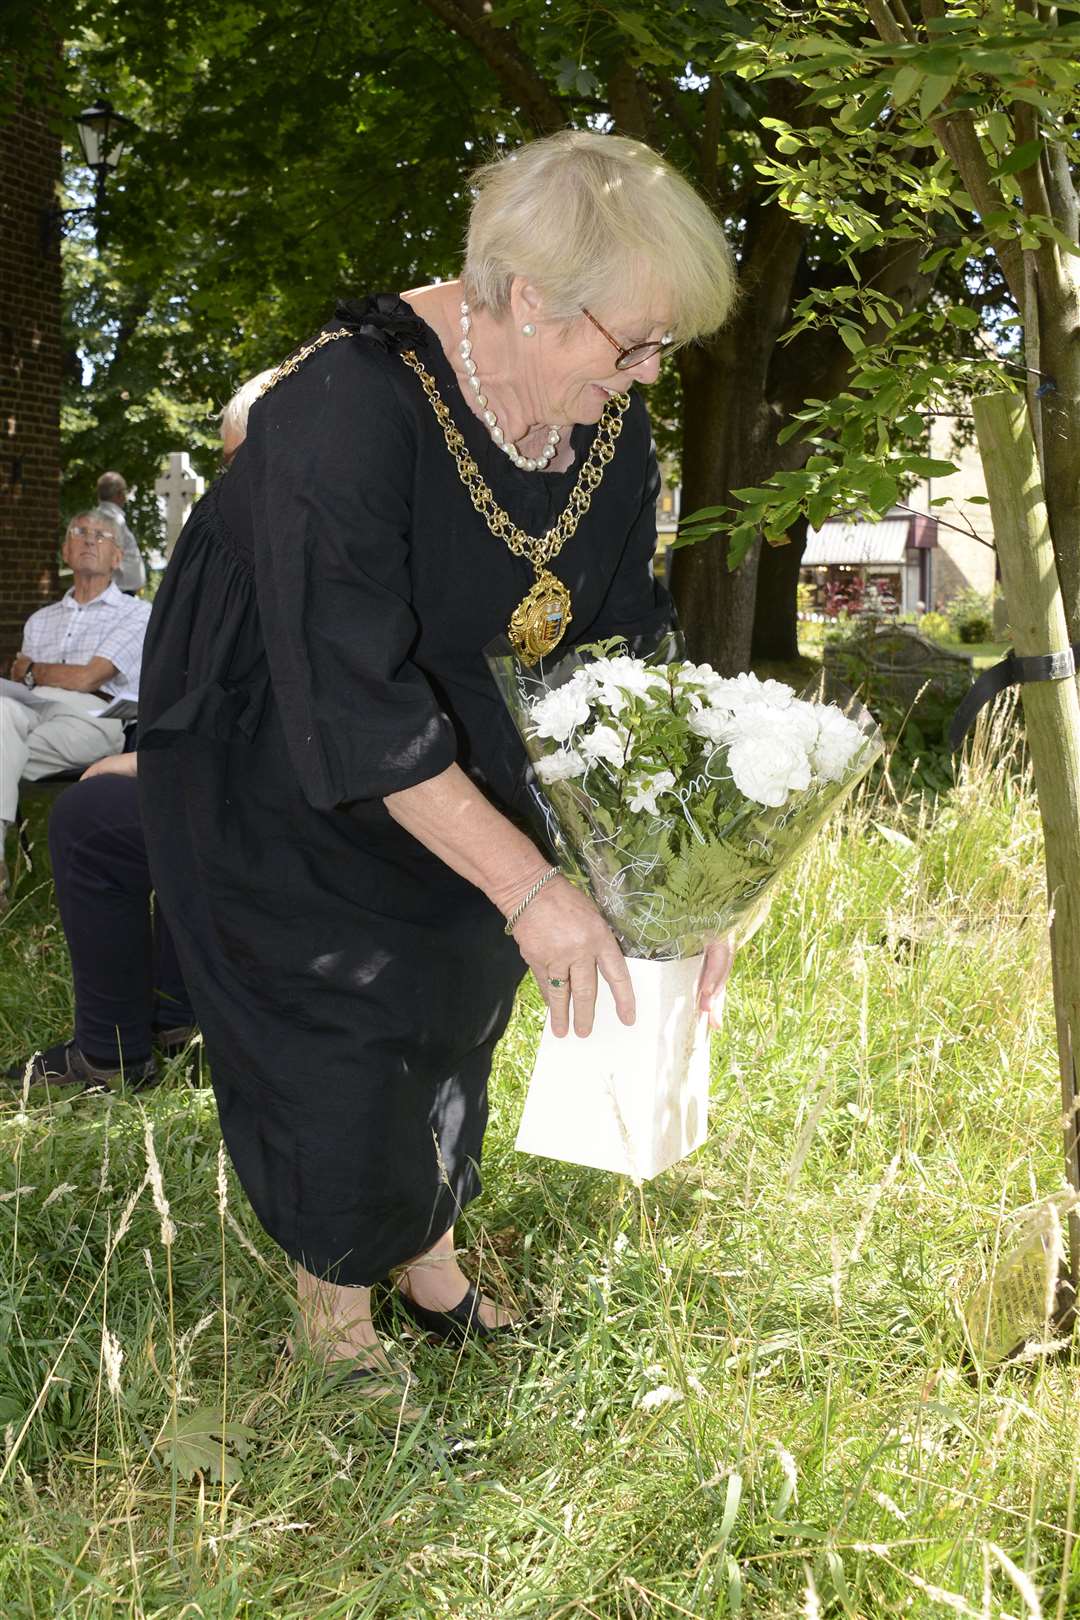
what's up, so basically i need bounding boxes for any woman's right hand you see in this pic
[509,876,635,1039]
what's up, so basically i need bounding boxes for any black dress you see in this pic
[138,295,672,1285]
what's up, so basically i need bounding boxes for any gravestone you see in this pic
[154,452,205,556]
[824,620,972,707]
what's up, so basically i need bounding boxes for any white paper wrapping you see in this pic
[515,954,710,1181]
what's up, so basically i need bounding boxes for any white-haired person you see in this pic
[138,130,739,1404]
[1,509,151,910]
[220,370,275,466]
[96,471,147,594]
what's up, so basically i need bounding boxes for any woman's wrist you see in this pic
[502,866,560,935]
[488,858,562,920]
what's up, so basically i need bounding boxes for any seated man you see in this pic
[1,508,151,907]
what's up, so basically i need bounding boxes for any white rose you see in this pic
[579,723,631,768]
[811,707,867,782]
[625,770,676,815]
[727,733,812,808]
[534,748,587,784]
[530,681,593,743]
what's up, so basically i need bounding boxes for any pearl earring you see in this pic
[521,322,536,336]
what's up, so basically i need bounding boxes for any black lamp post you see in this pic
[41,97,136,250]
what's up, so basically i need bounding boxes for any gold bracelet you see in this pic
[503,866,560,936]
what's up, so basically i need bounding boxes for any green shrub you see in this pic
[948,588,993,644]
[918,610,952,643]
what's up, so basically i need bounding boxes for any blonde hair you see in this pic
[463,130,736,345]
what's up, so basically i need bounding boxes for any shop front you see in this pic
[800,512,937,616]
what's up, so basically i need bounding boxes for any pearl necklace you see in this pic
[458,300,560,472]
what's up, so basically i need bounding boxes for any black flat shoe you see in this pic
[394,1281,516,1344]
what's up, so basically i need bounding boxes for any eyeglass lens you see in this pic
[70,525,115,542]
[615,342,667,371]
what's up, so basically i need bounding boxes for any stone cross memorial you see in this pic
[154,452,204,556]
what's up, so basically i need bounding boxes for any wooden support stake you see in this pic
[972,391,1080,1293]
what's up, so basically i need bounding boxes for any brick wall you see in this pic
[0,74,62,664]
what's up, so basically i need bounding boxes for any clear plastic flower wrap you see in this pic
[486,630,885,962]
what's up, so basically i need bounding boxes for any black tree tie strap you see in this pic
[949,642,1080,753]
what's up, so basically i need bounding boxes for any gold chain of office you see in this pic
[258,329,632,663]
[399,349,630,662]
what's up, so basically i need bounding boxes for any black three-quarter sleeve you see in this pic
[584,432,675,651]
[249,337,458,811]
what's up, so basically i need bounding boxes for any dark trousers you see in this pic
[48,774,194,1067]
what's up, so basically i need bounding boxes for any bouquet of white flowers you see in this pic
[490,636,883,961]
[487,634,883,1179]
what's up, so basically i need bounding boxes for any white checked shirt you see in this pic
[21,583,152,698]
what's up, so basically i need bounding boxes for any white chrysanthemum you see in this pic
[723,699,818,756]
[727,733,812,808]
[530,681,594,743]
[812,706,867,782]
[535,748,587,784]
[586,656,668,715]
[688,708,737,746]
[579,723,631,768]
[704,671,795,712]
[625,770,676,815]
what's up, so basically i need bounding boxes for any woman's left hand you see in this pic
[698,933,735,1030]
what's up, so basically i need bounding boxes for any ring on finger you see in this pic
[547,975,569,989]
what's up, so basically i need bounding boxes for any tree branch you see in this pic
[649,77,703,170]
[417,0,566,134]
[737,200,809,360]
[864,1,1026,305]
[700,77,725,197]
[607,59,651,142]
[864,0,914,46]
[1046,141,1080,244]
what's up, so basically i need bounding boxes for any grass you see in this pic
[0,724,1078,1619]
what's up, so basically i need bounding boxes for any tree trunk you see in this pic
[751,518,808,662]
[1036,270,1080,647]
[670,335,775,672]
[972,389,1080,1307]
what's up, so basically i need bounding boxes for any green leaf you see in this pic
[776,133,803,154]
[678,504,731,524]
[905,455,958,477]
[985,111,1011,153]
[727,525,760,572]
[808,492,834,531]
[847,84,890,130]
[157,1405,257,1484]
[867,473,899,511]
[919,74,954,119]
[838,325,865,354]
[990,139,1043,179]
[944,305,980,328]
[891,65,922,106]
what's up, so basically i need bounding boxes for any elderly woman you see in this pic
[139,130,737,1394]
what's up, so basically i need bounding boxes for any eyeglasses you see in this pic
[68,524,118,545]
[581,308,674,371]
